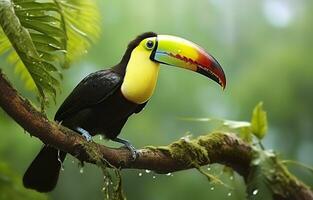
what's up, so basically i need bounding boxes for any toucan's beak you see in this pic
[151,35,226,89]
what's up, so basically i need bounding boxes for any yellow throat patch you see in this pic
[121,43,160,104]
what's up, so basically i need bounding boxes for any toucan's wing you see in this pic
[54,69,122,121]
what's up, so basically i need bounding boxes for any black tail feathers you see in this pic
[23,146,66,192]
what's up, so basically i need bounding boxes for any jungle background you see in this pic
[0,0,312,199]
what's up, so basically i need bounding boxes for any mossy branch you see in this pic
[0,70,312,200]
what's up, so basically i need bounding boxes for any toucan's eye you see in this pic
[145,40,154,49]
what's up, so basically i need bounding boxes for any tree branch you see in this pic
[0,70,312,200]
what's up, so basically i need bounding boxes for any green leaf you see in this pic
[251,102,268,140]
[57,0,101,67]
[0,0,65,104]
[0,0,100,107]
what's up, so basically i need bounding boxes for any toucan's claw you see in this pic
[76,127,92,142]
[128,145,138,160]
[113,137,138,160]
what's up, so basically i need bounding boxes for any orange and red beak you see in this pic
[150,35,226,89]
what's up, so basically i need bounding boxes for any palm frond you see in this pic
[56,0,101,66]
[0,0,66,104]
[0,0,101,107]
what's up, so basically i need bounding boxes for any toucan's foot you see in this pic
[76,127,92,142]
[113,137,138,160]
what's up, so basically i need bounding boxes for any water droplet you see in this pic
[166,173,172,176]
[99,135,103,140]
[79,168,84,174]
[39,78,43,82]
[105,181,109,186]
[210,186,215,191]
[101,186,106,191]
[138,172,142,177]
[227,192,232,197]
[26,12,29,16]
[152,175,156,179]
[207,166,211,171]
[145,169,151,173]
[230,175,234,180]
[252,189,258,195]
[72,160,75,164]
[180,135,191,141]
[14,4,21,9]
[57,150,64,171]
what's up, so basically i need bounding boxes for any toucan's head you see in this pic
[123,32,226,89]
[120,32,226,104]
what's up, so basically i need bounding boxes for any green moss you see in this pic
[146,133,230,168]
[197,133,228,150]
[168,137,209,167]
[156,133,229,187]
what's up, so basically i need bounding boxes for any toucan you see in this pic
[23,32,226,192]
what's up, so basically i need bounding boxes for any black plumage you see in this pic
[23,32,157,192]
[55,68,147,139]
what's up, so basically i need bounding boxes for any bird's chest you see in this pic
[121,48,160,104]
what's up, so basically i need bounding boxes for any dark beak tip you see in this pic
[212,65,226,90]
[217,77,226,90]
[221,74,226,90]
[222,82,226,90]
[209,55,226,90]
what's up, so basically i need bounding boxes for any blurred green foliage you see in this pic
[0,0,312,200]
[0,162,48,200]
